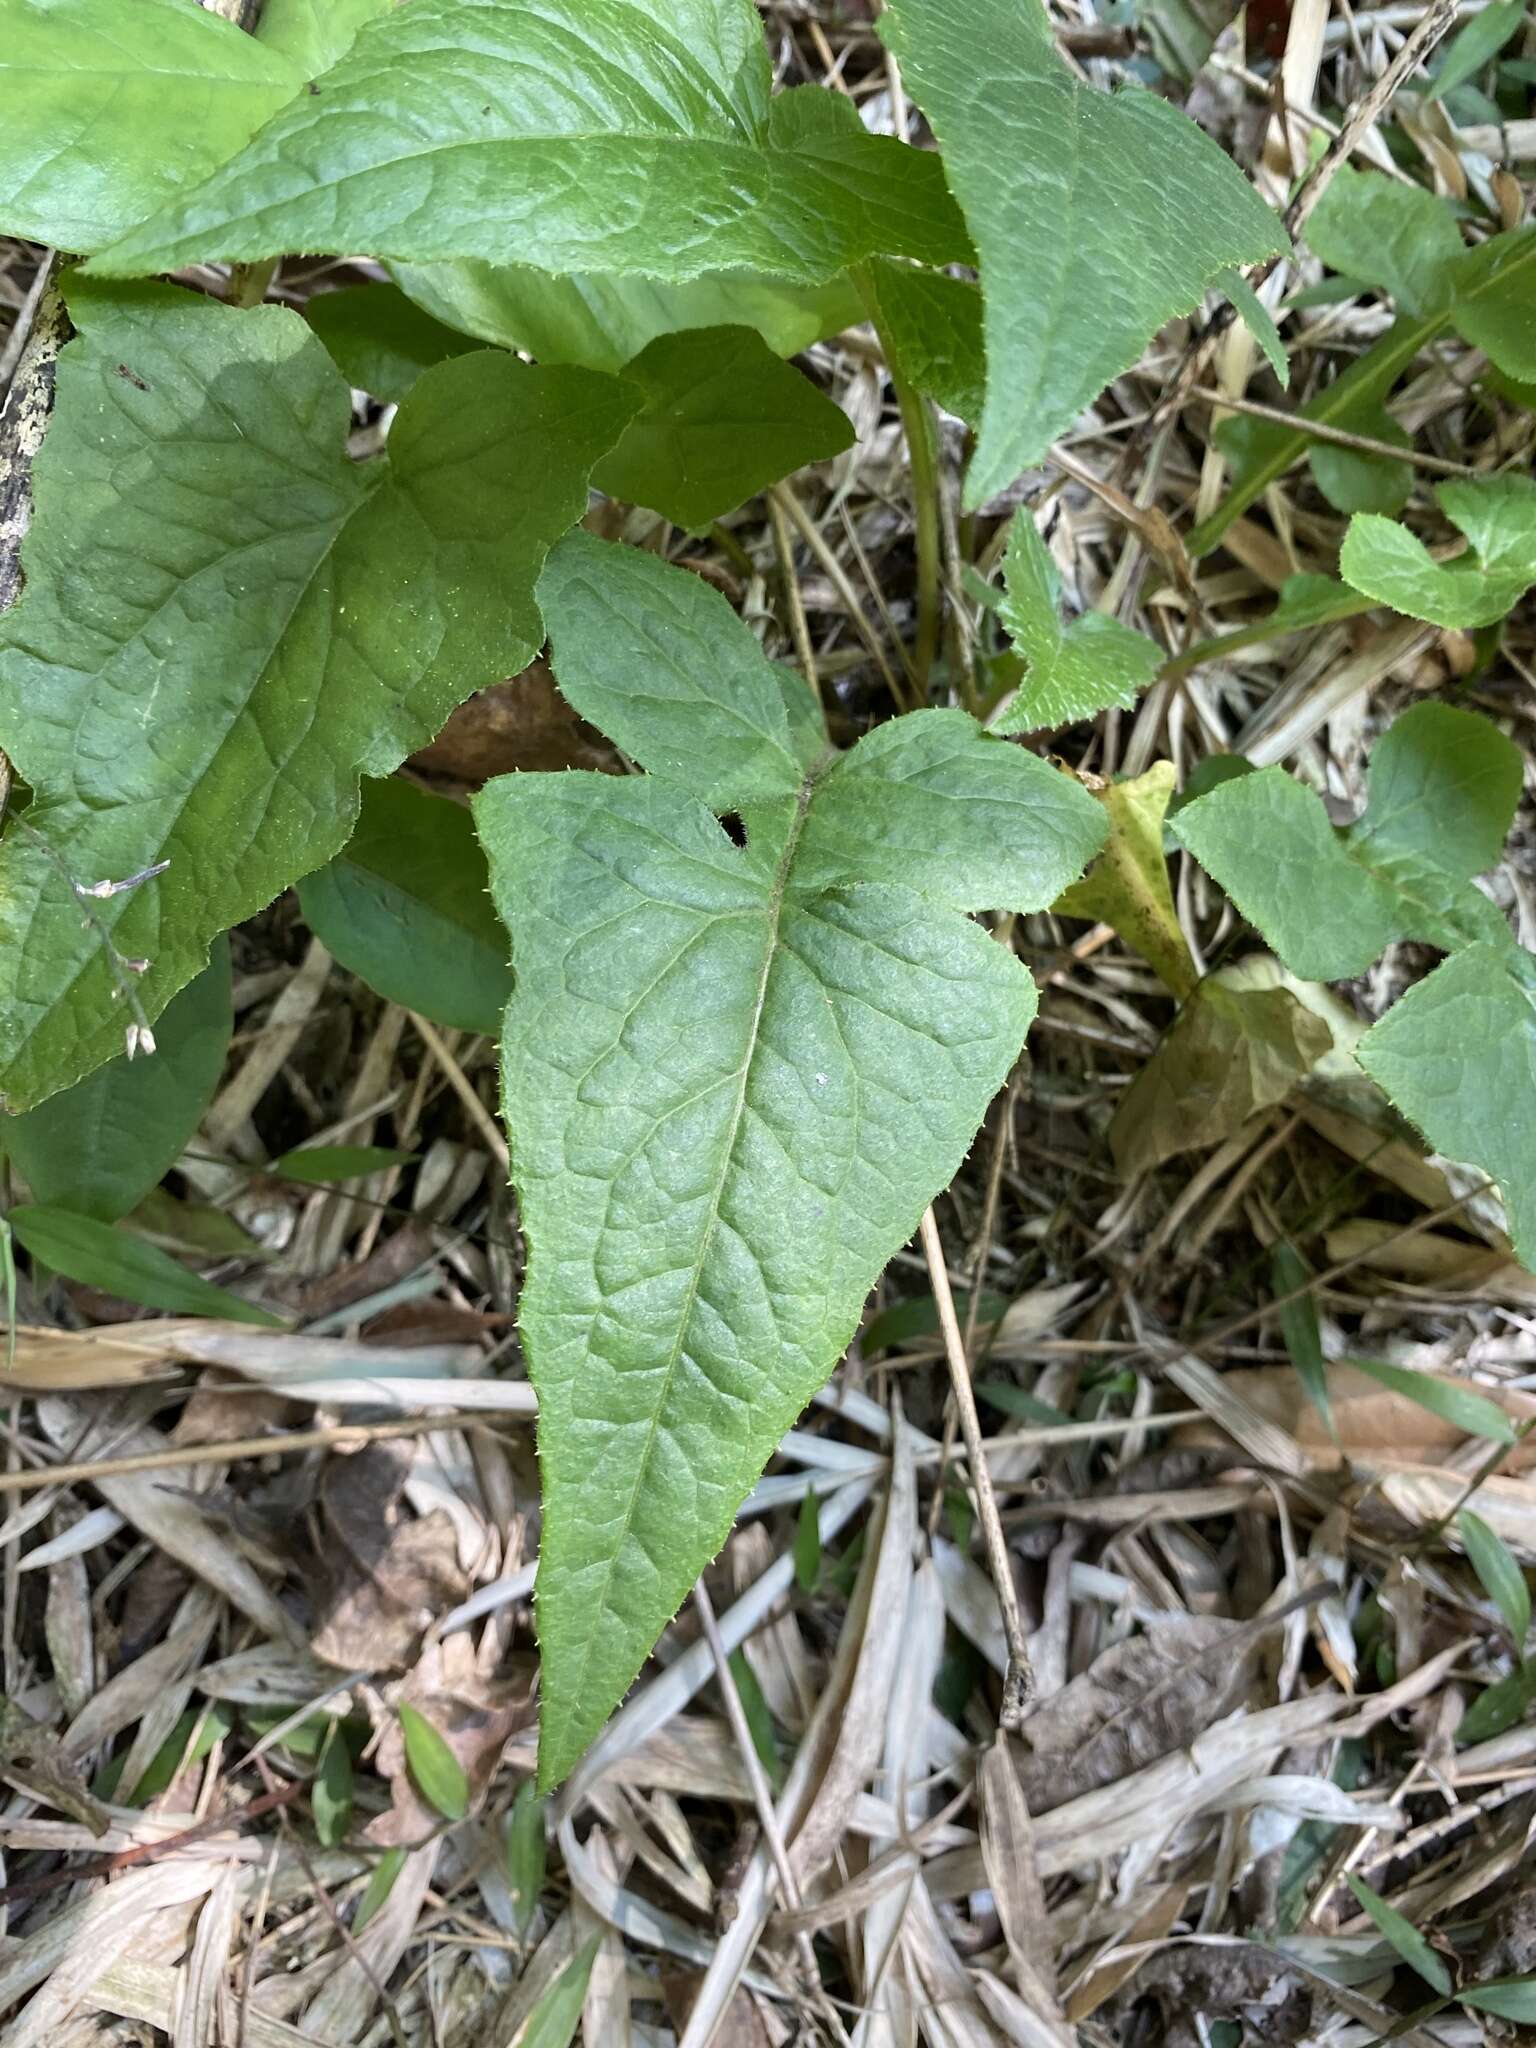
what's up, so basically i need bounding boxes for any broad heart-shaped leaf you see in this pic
[89,0,967,284]
[309,284,477,405]
[0,0,301,251]
[1,940,230,1222]
[1357,942,1536,1270]
[993,511,1163,733]
[298,778,513,1037]
[0,278,636,1111]
[477,535,1105,1784]
[394,261,864,376]
[1340,476,1536,629]
[1170,702,1522,981]
[593,326,855,530]
[879,0,1284,507]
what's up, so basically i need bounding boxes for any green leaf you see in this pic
[269,1145,417,1185]
[0,279,633,1109]
[1270,1242,1334,1435]
[1357,941,1536,1268]
[312,1719,354,1848]
[860,260,985,427]
[992,511,1164,733]
[594,326,854,529]
[2,940,230,1221]
[1218,269,1288,388]
[505,1780,547,1938]
[394,260,863,376]
[1170,702,1522,979]
[728,1649,784,1788]
[879,0,1284,505]
[354,1848,405,1933]
[1459,1508,1531,1645]
[475,538,1105,1785]
[297,777,514,1039]
[1345,1354,1516,1446]
[1345,1873,1452,1995]
[1458,1664,1536,1744]
[1430,0,1528,98]
[1307,404,1412,517]
[257,0,391,75]
[89,0,966,284]
[308,283,476,404]
[1142,0,1242,83]
[1448,229,1536,380]
[520,1935,602,2048]
[1054,764,1197,998]
[1305,166,1464,318]
[398,1703,469,1822]
[1110,976,1332,1177]
[1340,475,1536,629]
[8,1204,281,1325]
[793,1490,822,1594]
[1462,1978,1536,2022]
[0,0,302,251]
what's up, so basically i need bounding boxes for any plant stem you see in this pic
[889,359,943,697]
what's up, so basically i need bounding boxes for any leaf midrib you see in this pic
[553,764,822,1723]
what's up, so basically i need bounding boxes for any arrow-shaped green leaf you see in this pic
[475,533,1105,1783]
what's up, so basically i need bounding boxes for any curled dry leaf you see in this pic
[409,656,619,788]
[1016,1615,1261,1814]
[311,1442,467,1674]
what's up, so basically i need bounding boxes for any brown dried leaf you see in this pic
[980,1735,1059,2007]
[409,655,619,786]
[368,1636,532,1846]
[1173,1364,1536,1473]
[311,1442,467,1674]
[1017,1616,1260,1814]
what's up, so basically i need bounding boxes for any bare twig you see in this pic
[919,1204,1034,1725]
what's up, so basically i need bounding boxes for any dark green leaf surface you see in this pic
[2,941,230,1221]
[9,1204,280,1324]
[1271,1242,1333,1434]
[1305,166,1464,317]
[298,777,514,1038]
[0,0,301,251]
[394,261,863,374]
[1171,703,1521,979]
[880,0,1284,504]
[477,537,1104,1784]
[594,326,854,529]
[993,510,1163,731]
[308,283,476,403]
[311,1720,354,1847]
[0,280,633,1108]
[90,0,966,284]
[505,1780,546,1936]
[860,260,985,427]
[1462,1978,1536,2022]
[269,1145,417,1185]
[522,1937,601,2048]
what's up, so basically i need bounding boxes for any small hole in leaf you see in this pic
[719,812,747,847]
